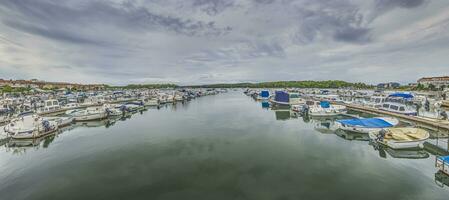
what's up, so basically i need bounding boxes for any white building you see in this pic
[417,76,449,89]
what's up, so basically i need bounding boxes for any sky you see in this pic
[0,0,448,85]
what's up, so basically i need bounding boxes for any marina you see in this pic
[1,89,449,199]
[2,0,449,198]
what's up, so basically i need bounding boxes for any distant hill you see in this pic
[187,80,373,89]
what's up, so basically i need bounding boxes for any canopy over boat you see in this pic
[274,91,289,103]
[388,93,414,99]
[439,156,449,163]
[337,118,394,128]
[260,90,270,98]
[320,101,330,108]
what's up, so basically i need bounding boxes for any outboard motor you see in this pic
[376,129,386,142]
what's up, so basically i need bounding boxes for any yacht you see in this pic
[37,99,62,115]
[308,101,347,117]
[67,106,108,121]
[4,115,58,139]
[336,117,399,134]
[379,102,417,116]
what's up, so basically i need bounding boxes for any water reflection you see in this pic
[435,170,449,188]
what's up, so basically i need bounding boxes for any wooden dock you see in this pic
[343,104,449,134]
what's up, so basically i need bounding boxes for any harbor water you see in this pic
[0,91,448,200]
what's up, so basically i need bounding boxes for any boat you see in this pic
[369,128,430,149]
[336,117,399,134]
[256,90,270,100]
[143,98,159,106]
[43,116,74,127]
[103,104,123,116]
[37,99,62,115]
[308,101,346,117]
[436,156,449,175]
[4,115,58,139]
[379,93,417,116]
[270,91,306,107]
[379,102,417,116]
[67,106,108,121]
[364,96,387,108]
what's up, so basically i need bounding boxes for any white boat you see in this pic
[379,102,417,116]
[369,128,429,149]
[62,103,81,110]
[308,101,347,117]
[67,106,108,121]
[43,116,74,127]
[103,104,123,116]
[37,99,62,115]
[4,115,58,139]
[143,98,159,106]
[365,96,387,108]
[336,117,399,134]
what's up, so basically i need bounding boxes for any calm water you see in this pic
[1,91,448,200]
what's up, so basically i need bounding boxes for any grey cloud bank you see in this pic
[0,0,448,85]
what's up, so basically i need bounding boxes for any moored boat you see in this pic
[336,117,399,134]
[369,128,429,149]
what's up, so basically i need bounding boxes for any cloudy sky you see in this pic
[0,0,448,85]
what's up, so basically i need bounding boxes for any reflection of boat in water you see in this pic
[309,118,339,134]
[335,129,370,141]
[274,110,291,120]
[370,141,429,159]
[435,170,449,188]
[74,119,116,128]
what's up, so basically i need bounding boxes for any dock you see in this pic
[343,104,449,134]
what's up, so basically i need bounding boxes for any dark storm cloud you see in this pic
[0,0,448,84]
[375,0,427,10]
[289,1,370,44]
[0,0,231,43]
[192,0,236,15]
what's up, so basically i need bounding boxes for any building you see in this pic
[0,79,106,91]
[417,76,449,89]
[377,82,400,89]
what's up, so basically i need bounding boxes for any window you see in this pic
[390,105,399,110]
[382,104,389,108]
[399,107,405,111]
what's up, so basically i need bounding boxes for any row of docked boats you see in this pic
[245,89,431,150]
[1,88,225,140]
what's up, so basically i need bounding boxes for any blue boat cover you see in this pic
[388,93,413,99]
[260,90,270,98]
[337,118,393,128]
[320,101,330,108]
[274,91,289,103]
[440,156,449,163]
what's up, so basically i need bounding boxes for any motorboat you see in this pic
[143,98,159,106]
[43,116,74,127]
[364,96,387,108]
[336,117,399,134]
[103,104,123,116]
[369,128,430,149]
[379,102,417,116]
[436,156,449,175]
[4,115,58,139]
[37,99,62,115]
[308,101,346,117]
[67,106,108,121]
[256,90,270,100]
